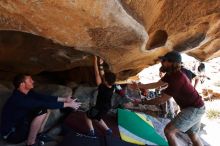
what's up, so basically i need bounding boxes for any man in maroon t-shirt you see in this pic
[132,51,205,146]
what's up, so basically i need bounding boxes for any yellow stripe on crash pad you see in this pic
[120,132,145,145]
[136,113,154,127]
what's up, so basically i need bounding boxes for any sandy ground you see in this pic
[200,100,220,146]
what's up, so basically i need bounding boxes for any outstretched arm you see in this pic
[139,80,167,89]
[131,79,167,90]
[134,93,171,105]
[58,96,76,103]
[94,56,102,86]
[143,93,171,105]
[63,99,81,110]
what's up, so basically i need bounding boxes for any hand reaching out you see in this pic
[69,99,81,110]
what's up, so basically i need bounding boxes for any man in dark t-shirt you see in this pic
[0,74,81,146]
[132,51,205,146]
[181,66,200,88]
[181,67,196,82]
[85,56,116,136]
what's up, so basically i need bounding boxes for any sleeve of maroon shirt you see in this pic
[161,74,173,96]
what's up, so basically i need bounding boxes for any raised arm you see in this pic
[94,56,102,86]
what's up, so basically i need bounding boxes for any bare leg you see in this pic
[27,113,47,145]
[188,133,203,146]
[84,114,94,131]
[98,119,109,130]
[39,110,51,133]
[164,122,179,146]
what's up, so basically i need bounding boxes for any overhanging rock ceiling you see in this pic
[0,0,219,79]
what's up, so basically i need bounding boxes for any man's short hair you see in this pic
[13,74,30,89]
[104,72,116,86]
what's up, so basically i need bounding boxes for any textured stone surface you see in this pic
[0,0,219,80]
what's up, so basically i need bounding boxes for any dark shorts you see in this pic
[86,107,108,121]
[4,108,47,144]
[28,108,48,121]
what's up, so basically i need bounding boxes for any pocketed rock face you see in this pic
[122,0,220,58]
[0,0,219,80]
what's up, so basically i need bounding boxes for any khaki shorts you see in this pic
[171,105,205,134]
